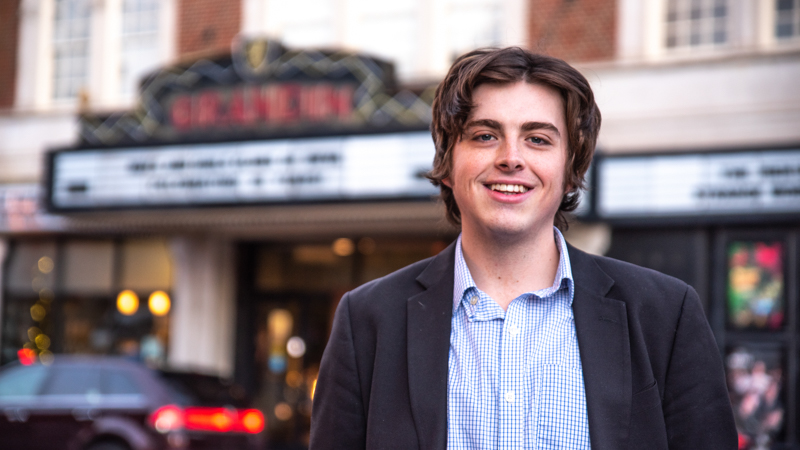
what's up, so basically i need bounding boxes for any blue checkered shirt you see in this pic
[447,228,590,449]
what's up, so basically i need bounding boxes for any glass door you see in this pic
[252,295,330,448]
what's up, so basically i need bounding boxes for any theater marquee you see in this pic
[48,132,437,211]
[596,148,800,220]
[48,39,439,211]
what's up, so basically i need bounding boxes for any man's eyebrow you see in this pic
[463,119,502,131]
[521,121,561,137]
[463,119,561,138]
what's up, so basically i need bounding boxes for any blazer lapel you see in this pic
[407,243,455,450]
[569,245,631,450]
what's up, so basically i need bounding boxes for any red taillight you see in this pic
[150,405,184,433]
[17,348,36,366]
[184,407,235,432]
[238,409,265,434]
[149,405,265,434]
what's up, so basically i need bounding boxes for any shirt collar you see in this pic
[452,227,575,315]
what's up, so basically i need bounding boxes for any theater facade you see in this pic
[4,36,799,449]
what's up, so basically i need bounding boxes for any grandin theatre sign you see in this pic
[47,38,438,211]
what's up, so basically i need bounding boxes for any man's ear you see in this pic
[442,177,452,188]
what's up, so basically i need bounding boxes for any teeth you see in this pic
[490,184,529,194]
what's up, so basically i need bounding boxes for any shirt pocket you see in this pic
[536,364,590,449]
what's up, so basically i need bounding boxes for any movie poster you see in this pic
[727,241,784,330]
[726,347,785,449]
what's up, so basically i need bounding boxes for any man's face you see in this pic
[443,81,569,240]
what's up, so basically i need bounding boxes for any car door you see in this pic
[0,364,50,449]
[30,364,103,450]
[98,367,150,425]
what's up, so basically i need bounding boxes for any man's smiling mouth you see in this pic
[488,184,530,194]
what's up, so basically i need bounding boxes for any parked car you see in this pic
[0,355,265,450]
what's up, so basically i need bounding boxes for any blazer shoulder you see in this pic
[582,251,693,309]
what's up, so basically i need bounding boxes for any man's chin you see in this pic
[477,220,551,243]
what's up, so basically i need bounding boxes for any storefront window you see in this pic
[726,346,785,449]
[726,241,784,330]
[1,238,173,367]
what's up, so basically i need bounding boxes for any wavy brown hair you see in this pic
[427,47,601,230]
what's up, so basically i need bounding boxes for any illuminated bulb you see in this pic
[285,370,303,388]
[38,256,54,274]
[148,291,171,316]
[31,276,45,291]
[40,350,54,365]
[39,288,54,302]
[332,238,354,257]
[117,290,139,316]
[30,304,46,322]
[274,402,293,421]
[34,334,51,350]
[27,327,41,341]
[286,336,306,358]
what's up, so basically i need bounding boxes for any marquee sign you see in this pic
[48,132,438,211]
[78,38,435,147]
[596,148,800,220]
[51,38,442,211]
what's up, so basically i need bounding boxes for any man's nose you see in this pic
[496,139,524,171]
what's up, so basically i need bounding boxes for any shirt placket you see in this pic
[498,300,525,450]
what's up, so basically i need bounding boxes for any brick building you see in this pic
[177,0,241,57]
[0,0,21,109]
[528,0,617,62]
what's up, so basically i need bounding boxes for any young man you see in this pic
[310,47,736,449]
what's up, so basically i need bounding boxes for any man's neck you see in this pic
[460,223,561,311]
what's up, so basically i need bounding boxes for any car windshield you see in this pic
[156,371,248,408]
[0,364,49,397]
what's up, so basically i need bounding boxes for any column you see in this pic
[168,236,236,378]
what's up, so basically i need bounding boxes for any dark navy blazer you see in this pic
[310,242,736,450]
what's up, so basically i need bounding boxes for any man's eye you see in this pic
[529,137,547,145]
[477,134,494,141]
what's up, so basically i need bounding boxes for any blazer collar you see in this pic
[568,244,632,450]
[407,241,455,450]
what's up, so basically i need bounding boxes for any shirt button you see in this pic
[508,324,520,337]
[469,295,478,305]
[504,391,515,403]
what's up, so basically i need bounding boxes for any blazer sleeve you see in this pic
[662,285,737,449]
[309,292,367,449]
